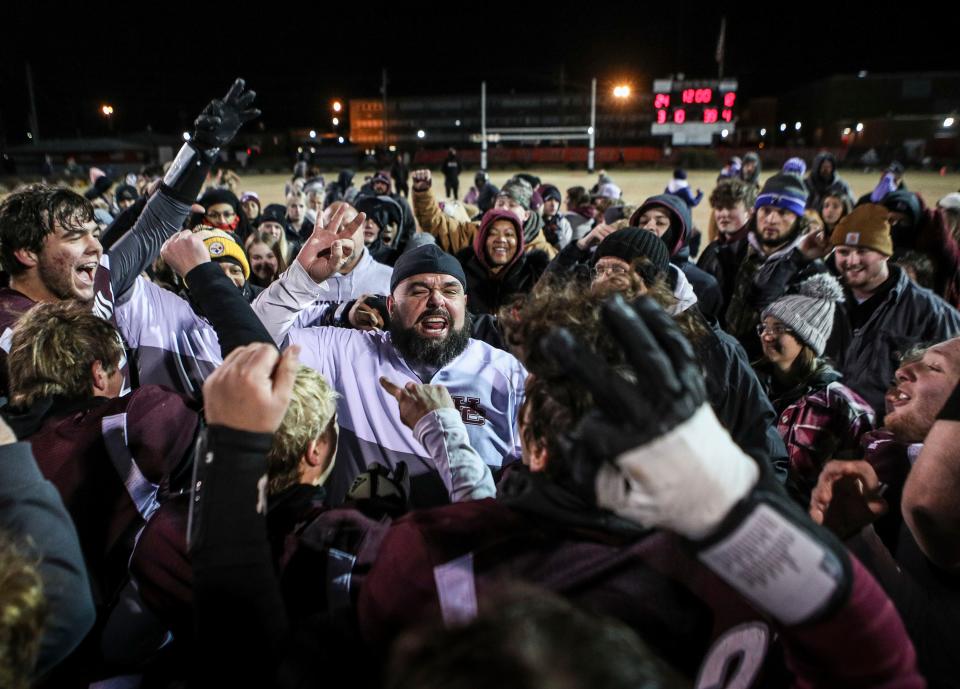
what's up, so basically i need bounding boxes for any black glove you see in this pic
[162,79,260,204]
[539,294,705,500]
[191,78,260,152]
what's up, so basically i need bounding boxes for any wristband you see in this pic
[161,143,217,205]
[694,482,851,626]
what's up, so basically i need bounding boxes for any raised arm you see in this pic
[543,295,922,689]
[161,230,274,355]
[108,79,260,301]
[251,204,365,345]
[411,169,476,254]
[190,344,299,687]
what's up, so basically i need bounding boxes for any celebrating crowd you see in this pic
[2,78,960,689]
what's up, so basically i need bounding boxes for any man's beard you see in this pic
[758,221,801,249]
[389,307,473,369]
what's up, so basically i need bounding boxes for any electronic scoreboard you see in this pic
[651,77,738,145]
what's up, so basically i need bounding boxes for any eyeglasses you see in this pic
[757,324,795,337]
[593,264,631,278]
[205,210,237,222]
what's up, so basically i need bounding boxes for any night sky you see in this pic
[2,0,957,142]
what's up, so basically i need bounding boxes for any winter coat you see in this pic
[700,229,827,359]
[412,188,557,259]
[825,265,960,417]
[754,361,876,499]
[542,213,574,249]
[458,208,549,315]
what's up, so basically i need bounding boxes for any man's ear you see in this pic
[90,360,110,395]
[13,248,39,270]
[386,294,394,312]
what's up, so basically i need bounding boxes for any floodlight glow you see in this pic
[309,130,317,139]
[779,123,787,132]
[338,136,345,143]
[100,104,114,116]
[760,128,766,136]
[843,127,851,136]
[182,132,191,141]
[612,85,631,99]
[794,121,801,130]
[721,129,729,138]
[332,118,339,126]
[417,129,426,139]
[332,101,342,112]
[856,122,864,132]
[945,117,956,128]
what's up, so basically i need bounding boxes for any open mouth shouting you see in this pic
[885,386,911,414]
[416,309,450,338]
[75,260,98,288]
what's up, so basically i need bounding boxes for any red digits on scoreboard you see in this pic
[724,92,736,107]
[703,108,718,124]
[721,109,732,122]
[654,93,671,108]
[695,88,713,103]
[682,89,695,104]
[674,109,686,124]
[657,109,667,124]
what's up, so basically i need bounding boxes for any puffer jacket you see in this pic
[826,265,960,417]
[413,188,557,259]
[754,361,876,499]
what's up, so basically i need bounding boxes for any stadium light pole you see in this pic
[588,77,597,173]
[481,81,487,171]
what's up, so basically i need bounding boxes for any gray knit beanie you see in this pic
[761,273,844,356]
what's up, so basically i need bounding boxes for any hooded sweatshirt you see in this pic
[630,194,722,321]
[456,209,549,315]
[806,152,853,211]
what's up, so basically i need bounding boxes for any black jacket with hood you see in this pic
[629,194,723,322]
[805,152,853,211]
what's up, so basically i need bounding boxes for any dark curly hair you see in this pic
[0,184,93,275]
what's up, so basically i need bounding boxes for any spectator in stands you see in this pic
[819,183,854,236]
[739,152,761,190]
[539,184,573,250]
[699,173,825,358]
[285,191,308,247]
[193,188,253,241]
[240,191,261,226]
[442,148,462,200]
[257,204,293,263]
[629,194,723,321]
[411,170,556,258]
[804,203,960,415]
[457,208,549,315]
[665,169,703,208]
[245,232,287,288]
[564,185,596,240]
[805,152,853,211]
[753,273,876,499]
[324,170,356,207]
[114,184,138,212]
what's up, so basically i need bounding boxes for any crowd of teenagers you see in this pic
[3,78,960,689]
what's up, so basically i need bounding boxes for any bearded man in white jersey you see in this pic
[253,207,526,506]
